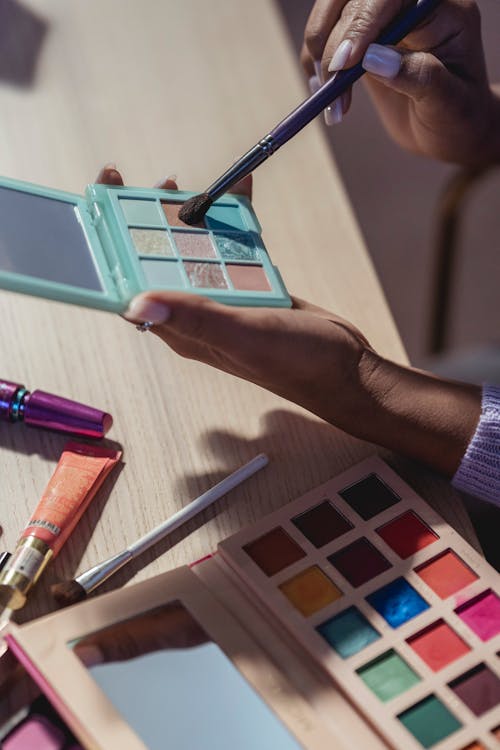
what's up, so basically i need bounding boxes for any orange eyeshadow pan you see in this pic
[415,549,478,599]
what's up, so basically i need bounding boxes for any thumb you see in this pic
[362,43,448,101]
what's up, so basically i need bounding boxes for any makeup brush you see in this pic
[179,0,440,225]
[51,453,268,607]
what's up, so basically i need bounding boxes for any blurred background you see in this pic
[277,0,500,371]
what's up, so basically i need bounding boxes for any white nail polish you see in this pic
[124,298,171,324]
[308,74,321,95]
[328,39,353,72]
[324,98,343,126]
[313,59,324,84]
[362,44,402,79]
[154,174,177,188]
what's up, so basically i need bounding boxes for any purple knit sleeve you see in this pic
[452,384,500,504]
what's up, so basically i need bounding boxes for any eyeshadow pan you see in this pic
[376,511,438,559]
[367,578,429,628]
[461,743,485,750]
[243,527,306,576]
[456,590,500,641]
[162,202,205,228]
[292,501,352,548]
[279,565,342,616]
[205,203,246,232]
[214,232,259,262]
[407,619,470,671]
[184,262,227,289]
[398,695,461,748]
[317,606,380,658]
[173,232,216,258]
[357,649,420,702]
[130,228,173,257]
[120,198,163,226]
[449,664,500,717]
[226,264,271,292]
[338,473,400,520]
[3,715,66,750]
[140,259,185,288]
[328,538,391,588]
[415,549,478,599]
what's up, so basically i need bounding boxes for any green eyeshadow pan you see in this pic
[357,650,420,702]
[119,198,164,226]
[140,259,185,288]
[398,695,461,748]
[214,232,260,262]
[130,228,173,257]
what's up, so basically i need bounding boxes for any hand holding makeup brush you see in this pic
[301,0,500,165]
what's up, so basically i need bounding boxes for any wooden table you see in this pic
[0,0,478,635]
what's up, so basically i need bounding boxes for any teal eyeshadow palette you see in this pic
[0,176,291,312]
[218,457,500,750]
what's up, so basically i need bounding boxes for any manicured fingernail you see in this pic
[324,98,343,126]
[328,39,353,72]
[362,43,402,79]
[308,74,321,95]
[104,162,117,170]
[75,645,103,667]
[313,59,324,84]
[154,174,177,188]
[124,297,171,324]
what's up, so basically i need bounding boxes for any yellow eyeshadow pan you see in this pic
[279,566,342,616]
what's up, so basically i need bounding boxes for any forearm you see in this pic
[351,351,481,477]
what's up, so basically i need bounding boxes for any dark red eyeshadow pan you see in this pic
[376,511,438,559]
[243,527,305,576]
[328,538,391,587]
[449,664,500,716]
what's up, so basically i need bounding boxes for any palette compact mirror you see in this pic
[0,176,291,312]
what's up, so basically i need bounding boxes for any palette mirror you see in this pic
[72,600,304,750]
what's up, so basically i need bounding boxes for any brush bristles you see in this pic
[178,193,213,225]
[50,579,88,607]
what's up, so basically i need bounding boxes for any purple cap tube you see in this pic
[0,379,112,438]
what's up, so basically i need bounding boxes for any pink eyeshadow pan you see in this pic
[456,590,500,641]
[226,264,271,291]
[174,232,216,258]
[4,715,66,750]
[162,202,205,228]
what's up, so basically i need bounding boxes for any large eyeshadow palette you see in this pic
[219,457,500,750]
[0,176,291,312]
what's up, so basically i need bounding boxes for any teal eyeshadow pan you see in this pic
[398,695,461,748]
[0,177,291,312]
[317,606,380,658]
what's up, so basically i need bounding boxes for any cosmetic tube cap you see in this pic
[22,390,113,438]
[0,537,53,610]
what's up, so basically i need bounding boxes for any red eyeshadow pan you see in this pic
[415,549,478,599]
[328,538,391,588]
[376,511,438,559]
[407,619,470,671]
[243,527,305,576]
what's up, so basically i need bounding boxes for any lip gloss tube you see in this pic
[0,379,112,438]
[0,442,122,611]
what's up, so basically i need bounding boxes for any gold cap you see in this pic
[0,536,53,610]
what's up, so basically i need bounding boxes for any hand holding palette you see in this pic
[2,458,499,750]
[0,176,291,312]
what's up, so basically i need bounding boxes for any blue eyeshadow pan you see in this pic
[140,259,185,288]
[214,233,259,262]
[119,199,164,226]
[366,578,429,628]
[205,203,247,232]
[317,606,380,658]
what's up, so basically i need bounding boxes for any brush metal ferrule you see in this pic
[206,136,276,201]
[76,549,133,593]
[0,537,53,610]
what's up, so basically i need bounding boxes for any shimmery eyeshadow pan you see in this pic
[407,620,470,671]
[226,264,271,291]
[415,549,478,599]
[328,538,391,588]
[130,228,173,257]
[449,664,500,717]
[398,695,461,748]
[214,233,259,262]
[376,511,438,559]
[279,566,342,616]
[338,473,400,520]
[366,578,429,628]
[456,590,500,641]
[357,650,420,702]
[317,606,380,658]
[173,232,216,259]
[291,501,352,548]
[184,262,227,289]
[243,528,305,577]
